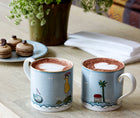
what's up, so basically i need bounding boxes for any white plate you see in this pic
[0,40,48,62]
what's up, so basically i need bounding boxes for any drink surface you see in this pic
[83,58,124,72]
[32,58,73,72]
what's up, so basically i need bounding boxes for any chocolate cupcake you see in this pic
[0,39,12,59]
[7,35,22,50]
[16,40,33,57]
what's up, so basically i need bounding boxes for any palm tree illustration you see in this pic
[98,80,108,102]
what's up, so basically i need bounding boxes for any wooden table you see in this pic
[0,1,140,118]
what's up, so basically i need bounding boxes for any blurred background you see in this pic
[73,0,140,29]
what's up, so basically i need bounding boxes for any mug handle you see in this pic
[117,73,136,104]
[23,57,35,81]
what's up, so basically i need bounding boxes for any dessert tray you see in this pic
[0,40,48,62]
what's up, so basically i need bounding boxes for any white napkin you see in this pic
[65,31,140,64]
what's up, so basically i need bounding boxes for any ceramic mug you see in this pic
[23,57,73,112]
[82,58,136,111]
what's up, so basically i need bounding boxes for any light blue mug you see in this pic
[82,58,136,111]
[23,57,73,112]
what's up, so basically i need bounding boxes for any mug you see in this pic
[82,58,136,111]
[23,57,73,112]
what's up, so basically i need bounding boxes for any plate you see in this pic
[0,40,48,62]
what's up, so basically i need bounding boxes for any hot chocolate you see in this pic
[83,58,124,72]
[32,58,73,72]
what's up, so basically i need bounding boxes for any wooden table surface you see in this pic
[0,0,140,118]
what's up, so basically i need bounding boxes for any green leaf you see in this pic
[31,20,36,26]
[8,15,15,19]
[36,12,44,19]
[46,9,50,15]
[38,5,43,12]
[41,19,46,26]
[8,0,113,25]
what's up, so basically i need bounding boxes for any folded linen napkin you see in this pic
[65,32,140,64]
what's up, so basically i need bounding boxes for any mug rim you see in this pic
[82,57,125,73]
[30,57,73,73]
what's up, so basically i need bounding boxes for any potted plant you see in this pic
[8,0,113,46]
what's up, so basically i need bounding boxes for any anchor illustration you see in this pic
[33,88,43,103]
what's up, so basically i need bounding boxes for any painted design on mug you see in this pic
[55,72,72,106]
[33,88,43,103]
[93,80,108,103]
[64,72,71,94]
[94,94,102,103]
[82,79,120,110]
[56,95,72,106]
[32,71,73,109]
[98,80,108,102]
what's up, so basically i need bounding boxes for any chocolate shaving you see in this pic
[12,35,17,39]
[23,40,27,44]
[1,39,6,46]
